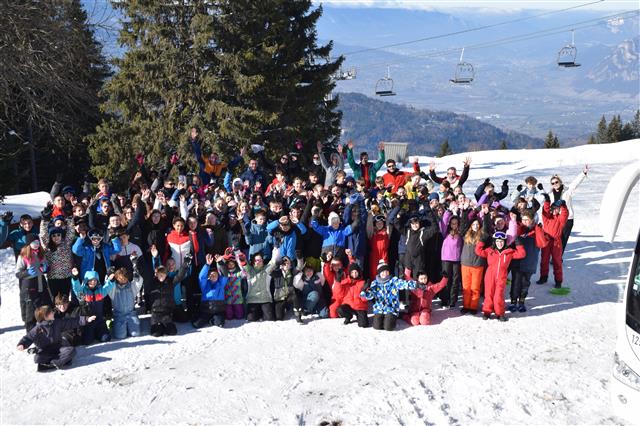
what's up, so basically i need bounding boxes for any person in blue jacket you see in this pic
[242,210,272,261]
[343,194,368,268]
[361,260,417,331]
[311,209,359,261]
[6,214,37,258]
[267,215,306,260]
[72,228,122,281]
[71,267,115,344]
[193,254,228,328]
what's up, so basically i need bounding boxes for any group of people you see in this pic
[2,129,589,371]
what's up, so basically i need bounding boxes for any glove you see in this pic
[483,178,490,185]
[27,266,38,277]
[2,211,13,223]
[543,193,551,203]
[184,253,193,266]
[41,205,53,221]
[516,184,523,192]
[107,266,116,276]
[129,252,139,262]
[537,183,544,191]
[502,180,509,187]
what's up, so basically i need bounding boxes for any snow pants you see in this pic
[274,290,302,321]
[372,313,397,331]
[246,303,274,322]
[482,276,507,316]
[510,270,533,304]
[48,278,71,299]
[194,300,225,327]
[540,240,563,283]
[561,219,574,254]
[408,309,433,326]
[35,345,76,368]
[461,265,484,311]
[225,304,245,320]
[81,318,110,344]
[336,304,369,327]
[439,261,461,307]
[20,281,50,332]
[112,311,140,339]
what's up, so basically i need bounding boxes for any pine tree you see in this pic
[587,134,596,144]
[607,115,622,143]
[544,130,559,148]
[499,140,508,149]
[438,139,453,157]
[596,115,608,144]
[632,110,640,139]
[620,122,635,141]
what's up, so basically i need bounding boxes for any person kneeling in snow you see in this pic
[17,305,96,372]
[405,271,449,326]
[475,232,526,322]
[149,248,189,337]
[106,260,143,339]
[71,268,115,344]
[335,263,369,328]
[360,260,417,331]
[193,254,227,328]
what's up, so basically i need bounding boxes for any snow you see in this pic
[1,141,640,425]
[0,192,50,222]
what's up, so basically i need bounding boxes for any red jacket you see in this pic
[166,230,192,269]
[541,201,569,246]
[382,170,409,193]
[408,277,448,314]
[323,262,351,318]
[475,242,526,285]
[341,278,369,311]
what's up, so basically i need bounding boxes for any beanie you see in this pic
[376,260,390,275]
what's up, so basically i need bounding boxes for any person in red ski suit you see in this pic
[335,263,369,327]
[538,198,569,288]
[475,232,526,321]
[322,253,351,319]
[367,214,389,280]
[405,271,449,326]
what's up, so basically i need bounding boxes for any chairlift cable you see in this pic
[341,0,605,56]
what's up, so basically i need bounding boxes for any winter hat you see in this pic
[25,234,39,245]
[48,226,64,237]
[62,185,75,195]
[551,199,565,208]
[376,260,390,275]
[251,144,265,154]
[328,211,340,225]
[345,176,356,184]
[232,178,243,187]
[84,270,99,283]
[428,192,439,202]
[348,263,363,277]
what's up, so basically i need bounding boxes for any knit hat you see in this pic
[328,211,340,225]
[376,260,390,275]
[25,234,39,245]
[428,192,439,201]
[48,226,64,237]
[348,263,363,277]
[62,185,75,195]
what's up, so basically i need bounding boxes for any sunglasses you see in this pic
[551,181,560,185]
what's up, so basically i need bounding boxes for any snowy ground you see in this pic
[1,140,639,425]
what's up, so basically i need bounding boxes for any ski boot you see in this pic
[496,316,509,322]
[517,304,527,313]
[536,275,548,285]
[37,363,57,373]
[507,303,518,313]
[483,312,491,320]
[554,281,562,289]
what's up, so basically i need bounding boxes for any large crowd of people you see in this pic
[1,129,589,372]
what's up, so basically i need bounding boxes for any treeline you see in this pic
[588,110,640,144]
[1,1,343,193]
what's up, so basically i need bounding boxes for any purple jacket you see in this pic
[440,211,463,262]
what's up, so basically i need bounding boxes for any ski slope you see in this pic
[1,140,639,425]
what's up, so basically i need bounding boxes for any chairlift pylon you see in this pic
[557,30,581,68]
[450,48,475,84]
[375,66,396,96]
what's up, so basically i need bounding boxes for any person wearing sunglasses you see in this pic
[545,165,589,254]
[72,227,122,283]
[475,231,526,321]
[382,159,411,193]
[39,212,76,300]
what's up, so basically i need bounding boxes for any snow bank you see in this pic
[1,192,50,222]
[1,143,639,425]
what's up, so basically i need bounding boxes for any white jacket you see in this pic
[551,170,587,220]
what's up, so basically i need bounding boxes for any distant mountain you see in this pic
[586,38,639,92]
[337,92,542,155]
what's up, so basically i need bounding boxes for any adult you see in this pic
[427,157,471,189]
[317,142,344,188]
[382,159,410,193]
[189,127,227,184]
[346,140,385,189]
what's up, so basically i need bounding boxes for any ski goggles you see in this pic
[492,231,507,240]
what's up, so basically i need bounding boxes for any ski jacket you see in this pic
[243,220,271,258]
[166,230,192,269]
[361,276,417,316]
[198,264,227,302]
[39,219,75,280]
[382,170,410,193]
[107,269,143,316]
[541,201,569,246]
[427,164,470,189]
[271,267,297,303]
[408,277,449,314]
[18,316,89,351]
[319,151,344,188]
[511,226,544,274]
[475,242,526,286]
[72,236,121,277]
[311,219,356,250]
[267,220,306,260]
[550,170,586,220]
[323,263,352,318]
[72,271,115,319]
[242,255,278,304]
[346,147,385,187]
[293,272,326,313]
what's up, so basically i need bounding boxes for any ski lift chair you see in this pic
[375,66,396,96]
[450,48,475,84]
[557,30,581,67]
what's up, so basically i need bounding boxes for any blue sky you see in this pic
[316,0,637,11]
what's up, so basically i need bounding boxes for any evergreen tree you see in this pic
[0,1,109,193]
[437,139,453,157]
[587,134,596,144]
[632,109,640,139]
[499,140,508,149]
[596,115,608,144]
[620,122,635,141]
[544,130,559,148]
[607,115,622,143]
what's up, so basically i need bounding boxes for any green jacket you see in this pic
[346,148,385,185]
[243,253,278,304]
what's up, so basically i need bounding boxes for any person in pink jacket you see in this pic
[439,208,463,308]
[405,271,449,326]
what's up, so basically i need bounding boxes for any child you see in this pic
[360,260,417,331]
[71,267,115,344]
[54,293,82,346]
[149,257,188,337]
[335,263,369,327]
[17,305,96,372]
[509,211,546,312]
[16,234,50,331]
[216,249,246,321]
[271,255,303,322]
[405,271,449,326]
[475,232,526,321]
[152,249,192,323]
[193,254,227,328]
[241,247,279,322]
[106,260,143,339]
[293,263,328,319]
